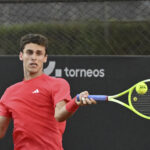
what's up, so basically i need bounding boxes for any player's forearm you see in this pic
[0,116,10,139]
[55,107,73,122]
[55,98,79,122]
[55,91,97,122]
[0,127,5,139]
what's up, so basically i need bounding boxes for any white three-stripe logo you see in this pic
[32,89,39,94]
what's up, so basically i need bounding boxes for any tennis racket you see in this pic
[77,79,150,119]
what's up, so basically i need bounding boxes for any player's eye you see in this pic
[36,51,43,56]
[26,50,33,55]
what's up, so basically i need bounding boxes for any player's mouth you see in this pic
[29,63,38,68]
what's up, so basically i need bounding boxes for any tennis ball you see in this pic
[136,82,148,95]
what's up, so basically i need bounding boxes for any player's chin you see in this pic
[28,68,39,74]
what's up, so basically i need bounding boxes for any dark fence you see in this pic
[0,0,149,55]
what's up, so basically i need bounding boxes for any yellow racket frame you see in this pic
[108,79,150,120]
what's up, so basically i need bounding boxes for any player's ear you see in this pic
[19,52,23,61]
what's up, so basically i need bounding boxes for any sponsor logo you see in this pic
[44,61,105,78]
[44,61,62,77]
[64,67,104,78]
[32,89,39,94]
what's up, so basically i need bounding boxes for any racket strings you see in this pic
[131,83,150,116]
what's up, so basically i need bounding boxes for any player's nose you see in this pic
[31,52,37,60]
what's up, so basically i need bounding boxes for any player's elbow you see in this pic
[0,116,10,139]
[0,127,7,139]
[0,131,5,139]
[55,117,62,122]
[55,114,65,122]
[0,135,4,139]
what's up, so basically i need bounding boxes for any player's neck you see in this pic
[24,71,43,81]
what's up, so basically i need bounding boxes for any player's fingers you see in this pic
[84,98,97,105]
[77,91,97,106]
[90,98,97,104]
[79,91,89,101]
[83,91,89,97]
[81,97,96,105]
[81,97,87,105]
[82,97,91,105]
[86,99,93,105]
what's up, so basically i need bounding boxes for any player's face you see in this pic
[19,43,47,77]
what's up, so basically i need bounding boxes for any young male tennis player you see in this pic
[0,34,96,150]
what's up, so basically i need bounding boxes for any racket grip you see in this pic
[76,94,108,101]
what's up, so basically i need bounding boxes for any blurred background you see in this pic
[0,0,149,55]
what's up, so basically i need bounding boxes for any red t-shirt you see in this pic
[0,74,72,150]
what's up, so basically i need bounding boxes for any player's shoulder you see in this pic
[43,74,69,85]
[5,81,23,92]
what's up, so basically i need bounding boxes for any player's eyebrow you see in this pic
[25,49,43,54]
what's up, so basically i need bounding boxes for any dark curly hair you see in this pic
[20,33,48,54]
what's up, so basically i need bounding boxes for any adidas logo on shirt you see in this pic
[32,89,39,94]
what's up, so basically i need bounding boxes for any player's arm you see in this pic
[0,116,10,139]
[55,100,71,122]
[55,91,96,122]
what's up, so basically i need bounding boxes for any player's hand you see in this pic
[75,91,97,106]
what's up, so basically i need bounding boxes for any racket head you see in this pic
[128,79,150,119]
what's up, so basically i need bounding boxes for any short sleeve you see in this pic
[53,78,72,106]
[0,89,11,118]
[0,101,11,118]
